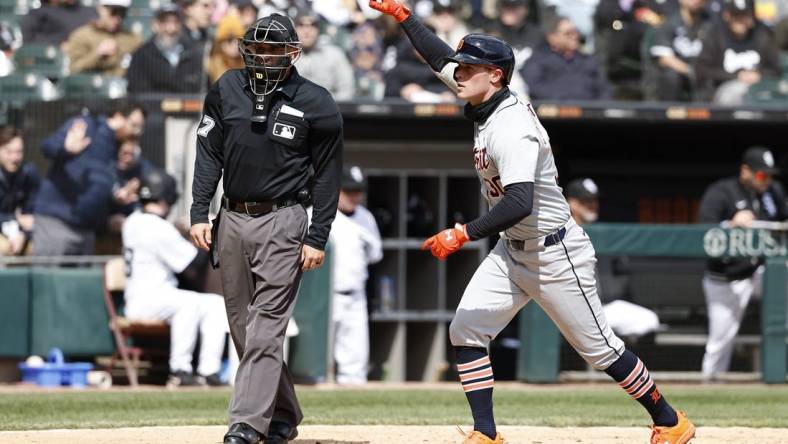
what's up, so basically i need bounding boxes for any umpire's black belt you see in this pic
[506,227,567,251]
[222,195,300,216]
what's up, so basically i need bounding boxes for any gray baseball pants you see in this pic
[217,204,307,436]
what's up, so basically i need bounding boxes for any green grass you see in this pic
[1,385,787,431]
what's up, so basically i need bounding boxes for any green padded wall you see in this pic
[289,247,332,383]
[30,268,114,356]
[0,268,31,357]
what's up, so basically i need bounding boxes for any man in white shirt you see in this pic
[329,166,382,384]
[123,169,230,387]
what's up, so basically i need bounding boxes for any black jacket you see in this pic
[0,162,41,228]
[521,43,611,101]
[191,68,342,250]
[694,21,781,101]
[698,176,788,280]
[126,38,205,94]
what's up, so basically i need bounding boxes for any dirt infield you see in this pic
[1,425,786,444]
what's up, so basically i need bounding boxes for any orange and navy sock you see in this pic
[456,346,496,440]
[605,349,678,426]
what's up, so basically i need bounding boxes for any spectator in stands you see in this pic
[123,168,231,387]
[482,0,542,97]
[521,16,611,100]
[384,32,455,102]
[644,0,711,101]
[0,126,40,256]
[33,103,146,256]
[594,0,669,99]
[698,146,787,381]
[234,0,260,27]
[126,4,205,94]
[427,0,469,48]
[350,21,385,99]
[65,0,142,76]
[694,0,782,104]
[107,138,153,233]
[483,0,541,52]
[21,0,96,48]
[542,0,599,48]
[329,166,382,384]
[180,0,216,46]
[293,10,355,100]
[565,178,661,344]
[0,20,20,76]
[206,12,245,84]
[312,0,382,27]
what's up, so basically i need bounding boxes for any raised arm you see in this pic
[368,0,459,92]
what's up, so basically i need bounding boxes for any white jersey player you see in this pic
[123,169,232,387]
[329,166,382,384]
[368,2,696,444]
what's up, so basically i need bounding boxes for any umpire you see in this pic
[189,13,343,444]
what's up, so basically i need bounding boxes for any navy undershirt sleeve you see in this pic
[400,16,454,72]
[466,182,534,240]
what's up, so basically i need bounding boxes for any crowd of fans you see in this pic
[0,0,786,103]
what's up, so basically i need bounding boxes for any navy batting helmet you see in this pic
[444,34,515,84]
[139,168,178,205]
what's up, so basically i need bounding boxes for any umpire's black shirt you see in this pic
[191,68,343,250]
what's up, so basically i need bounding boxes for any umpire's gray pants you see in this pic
[217,205,307,436]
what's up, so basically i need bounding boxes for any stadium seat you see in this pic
[102,257,170,388]
[13,44,67,79]
[0,72,60,105]
[58,74,127,99]
[745,78,788,105]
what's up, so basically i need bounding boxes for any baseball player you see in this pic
[190,13,342,444]
[330,166,383,384]
[698,146,787,381]
[123,169,231,387]
[369,1,695,443]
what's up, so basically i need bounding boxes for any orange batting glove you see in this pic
[421,223,469,260]
[368,0,411,22]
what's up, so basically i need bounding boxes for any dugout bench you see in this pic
[518,224,788,384]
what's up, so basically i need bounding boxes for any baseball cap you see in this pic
[499,0,528,8]
[99,0,132,8]
[742,146,780,175]
[341,165,367,191]
[565,178,600,199]
[723,0,753,13]
[155,3,180,19]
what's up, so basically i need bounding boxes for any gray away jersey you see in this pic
[472,93,570,240]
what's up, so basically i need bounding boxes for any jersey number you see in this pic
[197,116,215,137]
[484,175,505,198]
[123,247,133,277]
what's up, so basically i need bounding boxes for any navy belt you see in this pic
[222,195,299,216]
[506,227,567,251]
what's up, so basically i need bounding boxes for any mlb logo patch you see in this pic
[273,123,296,140]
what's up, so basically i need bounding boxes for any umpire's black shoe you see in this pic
[224,422,263,444]
[263,421,298,443]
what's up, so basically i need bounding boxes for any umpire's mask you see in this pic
[239,14,302,96]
